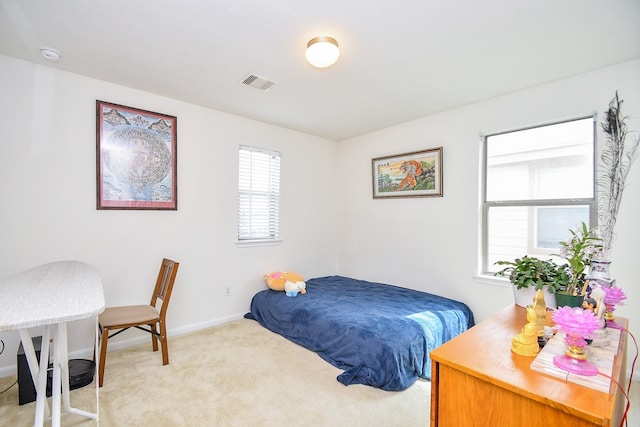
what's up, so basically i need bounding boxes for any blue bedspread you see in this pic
[244,275,474,391]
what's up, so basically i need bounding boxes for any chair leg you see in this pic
[98,326,109,387]
[150,323,158,352]
[159,320,169,365]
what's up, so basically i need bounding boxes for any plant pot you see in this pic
[555,292,584,308]
[513,286,556,309]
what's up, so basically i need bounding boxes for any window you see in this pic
[482,117,596,274]
[238,145,280,242]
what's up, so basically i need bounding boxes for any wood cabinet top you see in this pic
[430,304,627,424]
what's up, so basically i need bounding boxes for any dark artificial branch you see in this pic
[598,91,640,256]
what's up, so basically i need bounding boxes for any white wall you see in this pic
[0,55,339,375]
[337,59,640,362]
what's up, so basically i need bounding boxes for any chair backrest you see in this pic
[150,258,179,317]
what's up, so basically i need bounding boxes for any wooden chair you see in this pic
[98,258,179,387]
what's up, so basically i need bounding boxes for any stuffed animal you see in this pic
[284,280,306,297]
[264,271,307,297]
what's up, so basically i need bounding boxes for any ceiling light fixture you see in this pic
[40,46,62,62]
[305,36,339,69]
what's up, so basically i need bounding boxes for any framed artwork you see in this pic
[372,147,443,198]
[96,100,177,210]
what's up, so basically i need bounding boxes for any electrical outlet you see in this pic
[224,284,232,296]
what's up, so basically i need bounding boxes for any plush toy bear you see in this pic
[264,271,307,297]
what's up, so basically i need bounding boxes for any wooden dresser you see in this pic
[429,304,628,427]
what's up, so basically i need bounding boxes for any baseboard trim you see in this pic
[0,313,246,379]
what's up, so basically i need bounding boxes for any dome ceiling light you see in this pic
[305,36,339,69]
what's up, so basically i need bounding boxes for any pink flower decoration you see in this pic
[603,286,626,305]
[552,306,601,338]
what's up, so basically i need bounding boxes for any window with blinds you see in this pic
[238,145,280,242]
[482,117,596,274]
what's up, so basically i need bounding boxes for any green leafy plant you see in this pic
[494,256,569,293]
[557,222,602,296]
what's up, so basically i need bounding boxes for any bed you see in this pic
[244,275,474,391]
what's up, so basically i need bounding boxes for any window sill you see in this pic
[473,274,511,288]
[236,239,282,248]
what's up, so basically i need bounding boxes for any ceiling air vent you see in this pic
[241,74,276,91]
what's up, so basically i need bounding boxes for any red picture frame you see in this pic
[96,100,177,210]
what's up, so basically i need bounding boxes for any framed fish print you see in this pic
[372,147,443,198]
[96,100,177,210]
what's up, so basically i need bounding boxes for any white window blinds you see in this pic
[238,145,280,241]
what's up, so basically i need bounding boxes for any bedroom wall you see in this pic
[0,54,340,375]
[336,59,640,363]
[1,54,638,379]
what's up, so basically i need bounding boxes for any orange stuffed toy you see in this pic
[264,271,307,297]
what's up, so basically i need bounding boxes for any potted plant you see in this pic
[495,256,567,308]
[555,222,602,307]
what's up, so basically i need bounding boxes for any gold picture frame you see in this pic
[372,147,443,198]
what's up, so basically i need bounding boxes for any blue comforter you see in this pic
[245,275,474,391]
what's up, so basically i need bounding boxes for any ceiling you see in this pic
[1,1,639,141]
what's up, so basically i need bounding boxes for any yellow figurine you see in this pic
[533,289,547,338]
[511,304,540,356]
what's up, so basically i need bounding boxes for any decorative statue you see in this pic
[589,285,607,320]
[511,304,540,356]
[533,289,547,338]
[587,285,609,347]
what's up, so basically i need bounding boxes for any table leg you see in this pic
[56,322,99,421]
[35,326,51,427]
[56,323,70,413]
[94,317,100,421]
[51,324,62,427]
[17,329,51,421]
[19,323,99,426]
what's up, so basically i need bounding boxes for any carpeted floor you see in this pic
[0,319,431,426]
[2,319,639,426]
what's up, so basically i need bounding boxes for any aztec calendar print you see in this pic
[104,127,171,185]
[102,126,172,203]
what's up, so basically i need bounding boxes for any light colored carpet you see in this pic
[0,319,431,426]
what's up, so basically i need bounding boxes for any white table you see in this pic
[0,261,105,427]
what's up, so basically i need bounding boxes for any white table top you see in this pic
[0,261,105,331]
